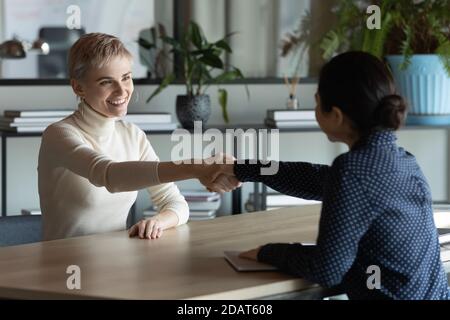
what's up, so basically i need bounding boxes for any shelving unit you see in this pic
[1,124,449,217]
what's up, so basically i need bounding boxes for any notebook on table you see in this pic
[224,251,277,272]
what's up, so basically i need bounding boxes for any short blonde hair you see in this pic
[68,33,132,80]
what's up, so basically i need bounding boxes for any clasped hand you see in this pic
[197,153,242,193]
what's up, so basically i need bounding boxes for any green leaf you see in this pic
[233,67,250,100]
[210,70,239,84]
[189,21,203,49]
[138,38,155,50]
[399,25,413,70]
[190,48,214,56]
[146,73,175,103]
[162,36,182,52]
[150,27,157,44]
[320,30,341,60]
[436,38,450,76]
[214,40,232,53]
[218,89,229,124]
[371,12,393,58]
[199,54,224,69]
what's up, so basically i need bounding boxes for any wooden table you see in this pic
[0,205,324,299]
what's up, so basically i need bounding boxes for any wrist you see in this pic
[220,163,235,175]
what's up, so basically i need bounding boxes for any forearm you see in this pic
[158,162,198,183]
[233,161,330,200]
[154,209,180,230]
[157,161,217,184]
[106,160,215,192]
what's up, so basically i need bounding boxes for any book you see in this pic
[432,203,450,227]
[142,208,216,220]
[189,210,216,217]
[135,123,178,131]
[0,121,58,127]
[21,208,41,215]
[249,192,321,207]
[266,109,316,121]
[189,214,217,221]
[183,191,221,202]
[224,251,277,272]
[438,228,450,244]
[0,126,48,133]
[440,243,450,262]
[264,118,319,128]
[187,199,221,211]
[0,116,65,123]
[4,110,74,118]
[123,113,172,123]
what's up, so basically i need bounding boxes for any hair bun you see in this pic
[373,94,407,130]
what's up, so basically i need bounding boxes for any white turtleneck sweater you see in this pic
[38,102,189,241]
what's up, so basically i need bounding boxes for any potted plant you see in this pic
[284,0,450,125]
[323,0,450,125]
[140,21,247,129]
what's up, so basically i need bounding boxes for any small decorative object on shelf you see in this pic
[283,75,300,110]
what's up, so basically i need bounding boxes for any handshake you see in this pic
[195,153,242,193]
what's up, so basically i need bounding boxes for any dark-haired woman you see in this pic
[217,51,450,299]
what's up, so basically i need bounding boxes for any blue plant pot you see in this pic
[385,55,450,126]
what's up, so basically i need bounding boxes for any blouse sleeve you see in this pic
[234,160,331,200]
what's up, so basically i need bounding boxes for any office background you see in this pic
[0,0,448,216]
[0,83,447,216]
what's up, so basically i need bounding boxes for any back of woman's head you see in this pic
[318,51,407,137]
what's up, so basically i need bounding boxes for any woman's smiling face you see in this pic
[72,55,134,118]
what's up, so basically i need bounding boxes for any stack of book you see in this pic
[264,109,319,128]
[0,109,74,133]
[245,192,321,212]
[438,228,450,245]
[0,110,178,133]
[440,243,450,263]
[122,112,178,131]
[143,190,221,221]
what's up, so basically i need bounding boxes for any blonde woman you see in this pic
[38,33,239,241]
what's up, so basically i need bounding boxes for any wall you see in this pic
[0,83,448,216]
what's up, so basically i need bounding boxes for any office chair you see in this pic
[0,215,42,247]
[37,27,85,78]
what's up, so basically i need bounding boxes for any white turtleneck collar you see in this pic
[73,101,117,137]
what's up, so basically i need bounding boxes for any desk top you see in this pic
[0,205,322,299]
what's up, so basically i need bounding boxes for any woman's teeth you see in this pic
[107,98,127,105]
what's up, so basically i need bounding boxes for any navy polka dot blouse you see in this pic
[234,130,450,300]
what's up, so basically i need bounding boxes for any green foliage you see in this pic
[137,24,169,79]
[319,0,450,74]
[280,9,313,77]
[139,21,247,123]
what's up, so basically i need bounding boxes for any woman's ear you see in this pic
[331,106,345,126]
[70,79,84,98]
